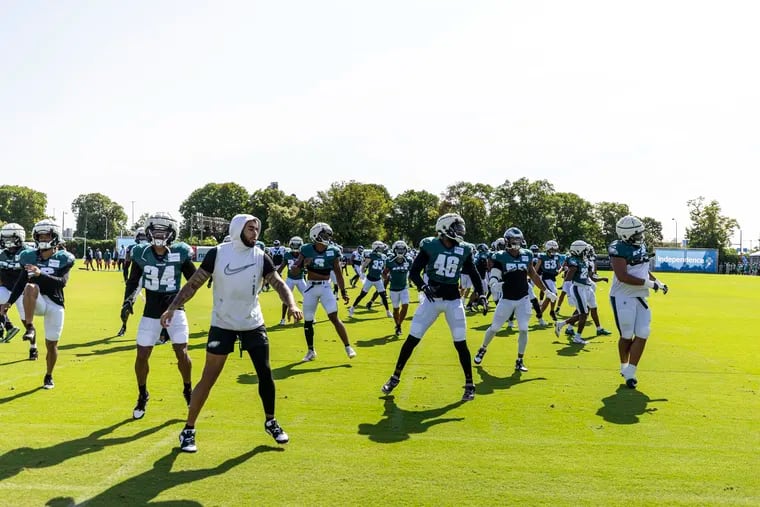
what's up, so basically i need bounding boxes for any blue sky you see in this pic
[2,1,758,249]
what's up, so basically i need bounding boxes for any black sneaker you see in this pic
[43,374,54,389]
[381,375,400,394]
[183,385,192,407]
[133,392,149,419]
[117,324,127,337]
[473,347,487,365]
[394,325,402,336]
[462,383,476,401]
[626,377,638,389]
[265,419,289,444]
[29,348,38,361]
[179,428,197,452]
[23,325,36,342]
[515,358,528,372]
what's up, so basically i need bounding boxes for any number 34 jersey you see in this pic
[125,242,196,318]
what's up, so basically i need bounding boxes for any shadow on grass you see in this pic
[596,385,668,424]
[0,358,32,366]
[72,331,208,357]
[237,361,351,385]
[0,386,44,405]
[0,418,182,481]
[47,445,282,507]
[475,366,547,395]
[354,333,401,348]
[357,395,465,443]
[553,340,591,357]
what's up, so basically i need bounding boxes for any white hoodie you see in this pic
[210,214,265,331]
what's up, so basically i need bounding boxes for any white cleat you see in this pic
[302,349,317,361]
[279,319,286,326]
[538,318,548,328]
[571,334,587,345]
[554,321,565,338]
[386,310,393,318]
[348,306,355,318]
[345,345,357,359]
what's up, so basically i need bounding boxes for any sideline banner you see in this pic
[654,248,718,273]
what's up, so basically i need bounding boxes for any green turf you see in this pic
[1,269,758,506]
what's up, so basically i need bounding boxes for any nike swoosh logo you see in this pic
[224,262,256,275]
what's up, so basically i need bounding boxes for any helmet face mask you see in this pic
[392,240,408,259]
[371,240,385,253]
[146,212,178,247]
[32,220,61,250]
[616,215,645,246]
[289,236,303,250]
[135,227,148,244]
[309,222,333,246]
[0,223,25,250]
[436,213,466,243]
[570,240,590,258]
[503,227,524,250]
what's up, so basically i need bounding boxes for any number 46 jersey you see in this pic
[124,242,196,318]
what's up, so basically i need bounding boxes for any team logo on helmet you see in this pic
[146,212,178,247]
[436,213,466,243]
[616,215,645,246]
[32,219,61,250]
[309,223,333,246]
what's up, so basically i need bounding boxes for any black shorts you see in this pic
[206,325,269,355]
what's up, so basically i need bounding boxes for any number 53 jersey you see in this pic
[125,242,196,318]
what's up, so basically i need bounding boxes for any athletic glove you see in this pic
[655,279,668,294]
[120,300,134,322]
[488,279,503,302]
[545,290,558,302]
[420,284,437,302]
[478,295,489,315]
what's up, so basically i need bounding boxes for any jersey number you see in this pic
[433,254,460,279]
[143,265,177,292]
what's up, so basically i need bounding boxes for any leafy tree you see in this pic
[593,202,631,249]
[641,217,663,246]
[490,178,555,247]
[132,213,150,232]
[386,190,440,246]
[0,185,48,232]
[316,181,392,246]
[179,182,250,240]
[264,202,312,245]
[685,197,738,259]
[439,182,494,244]
[248,187,303,238]
[546,192,596,250]
[71,193,128,240]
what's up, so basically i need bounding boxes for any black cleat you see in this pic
[43,374,54,389]
[381,375,400,394]
[23,325,36,342]
[29,348,39,361]
[179,428,197,452]
[265,419,289,444]
[117,324,127,337]
[625,378,638,389]
[133,392,149,419]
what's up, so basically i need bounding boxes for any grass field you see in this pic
[1,269,758,506]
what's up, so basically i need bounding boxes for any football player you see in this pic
[609,215,668,389]
[123,212,196,419]
[0,223,31,343]
[5,220,75,387]
[584,246,613,336]
[382,240,412,336]
[474,227,557,371]
[347,241,392,319]
[161,214,302,451]
[381,213,485,401]
[536,240,564,321]
[349,245,365,288]
[117,227,149,337]
[295,222,355,361]
[277,236,308,326]
[553,240,595,344]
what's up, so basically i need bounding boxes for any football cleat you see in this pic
[538,318,548,328]
[366,302,372,311]
[29,348,39,361]
[345,346,357,359]
[23,325,36,342]
[381,375,400,394]
[554,321,565,338]
[43,374,54,390]
[179,428,197,452]
[625,377,638,389]
[394,324,402,336]
[116,324,127,337]
[278,319,286,326]
[348,306,355,318]
[265,419,289,444]
[386,310,393,318]
[473,347,487,365]
[3,327,19,343]
[133,392,149,419]
[462,383,476,401]
[302,349,317,362]
[571,334,587,345]
[515,358,528,372]
[565,327,575,336]
[596,328,612,336]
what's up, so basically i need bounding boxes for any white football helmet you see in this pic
[289,236,303,250]
[616,215,645,246]
[435,213,466,243]
[503,227,524,250]
[544,240,559,253]
[371,240,385,253]
[0,222,25,249]
[32,219,61,250]
[135,227,148,244]
[392,240,408,259]
[570,240,590,257]
[309,222,333,246]
[146,212,178,247]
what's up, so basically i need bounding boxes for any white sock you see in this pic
[620,362,629,374]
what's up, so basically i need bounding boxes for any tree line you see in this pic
[0,180,743,263]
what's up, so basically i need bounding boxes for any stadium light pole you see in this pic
[672,218,678,247]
